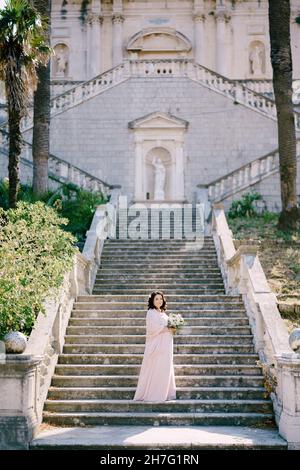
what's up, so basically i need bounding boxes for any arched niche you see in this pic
[129,111,189,203]
[145,147,173,201]
[126,28,192,60]
[52,43,69,78]
[248,40,266,77]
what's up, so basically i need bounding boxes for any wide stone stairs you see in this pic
[43,220,275,427]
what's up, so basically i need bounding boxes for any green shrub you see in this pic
[57,185,107,242]
[0,201,77,338]
[0,180,108,242]
[228,192,263,218]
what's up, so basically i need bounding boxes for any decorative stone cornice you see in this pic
[215,9,231,23]
[193,13,206,23]
[87,13,104,25]
[112,13,125,24]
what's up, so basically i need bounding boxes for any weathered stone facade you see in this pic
[51,0,300,81]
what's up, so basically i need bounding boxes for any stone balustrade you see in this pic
[0,129,113,196]
[212,202,300,449]
[239,79,274,96]
[1,60,299,135]
[203,139,300,203]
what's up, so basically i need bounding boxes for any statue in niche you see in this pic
[249,45,264,76]
[152,156,166,200]
[54,45,68,77]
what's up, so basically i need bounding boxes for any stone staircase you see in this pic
[43,211,275,427]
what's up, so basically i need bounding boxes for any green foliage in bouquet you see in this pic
[167,313,185,334]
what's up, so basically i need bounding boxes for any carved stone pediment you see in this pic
[128,111,189,130]
[127,28,192,54]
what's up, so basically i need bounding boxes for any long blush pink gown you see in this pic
[133,308,176,402]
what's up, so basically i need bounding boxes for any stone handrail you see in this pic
[82,187,120,290]
[198,139,300,203]
[237,78,300,97]
[211,202,300,448]
[237,79,274,96]
[0,129,115,196]
[1,59,300,134]
[212,202,290,360]
[0,193,120,449]
[188,61,300,129]
[25,252,90,421]
[21,62,128,132]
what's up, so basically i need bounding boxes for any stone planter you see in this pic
[0,355,43,449]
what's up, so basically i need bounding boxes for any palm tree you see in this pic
[268,0,299,231]
[0,0,51,207]
[32,0,51,195]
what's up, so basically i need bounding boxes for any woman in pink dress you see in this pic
[133,291,177,402]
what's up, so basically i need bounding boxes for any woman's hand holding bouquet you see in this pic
[167,313,185,335]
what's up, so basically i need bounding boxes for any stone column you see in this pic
[276,352,300,449]
[193,13,205,65]
[112,13,125,66]
[134,138,144,201]
[215,8,230,76]
[0,355,43,449]
[88,13,103,77]
[174,140,185,201]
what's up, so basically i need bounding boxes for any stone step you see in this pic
[71,309,247,318]
[99,261,219,268]
[57,353,258,365]
[68,317,250,327]
[92,288,226,295]
[93,286,225,293]
[102,243,217,256]
[114,236,205,240]
[73,303,245,311]
[51,374,265,388]
[54,364,261,376]
[76,294,242,302]
[101,248,217,254]
[42,411,274,427]
[100,253,218,260]
[97,267,222,273]
[93,283,225,289]
[65,326,251,336]
[64,335,254,345]
[31,425,286,450]
[105,240,215,245]
[47,386,267,401]
[96,269,223,284]
[63,344,255,354]
[105,235,214,243]
[95,276,224,283]
[43,399,272,414]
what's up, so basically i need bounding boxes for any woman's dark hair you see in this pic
[148,291,167,312]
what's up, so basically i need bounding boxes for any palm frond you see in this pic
[0,0,52,113]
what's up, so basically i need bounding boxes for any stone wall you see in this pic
[46,75,280,204]
[50,0,300,81]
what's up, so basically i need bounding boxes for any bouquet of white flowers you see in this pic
[167,313,185,334]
